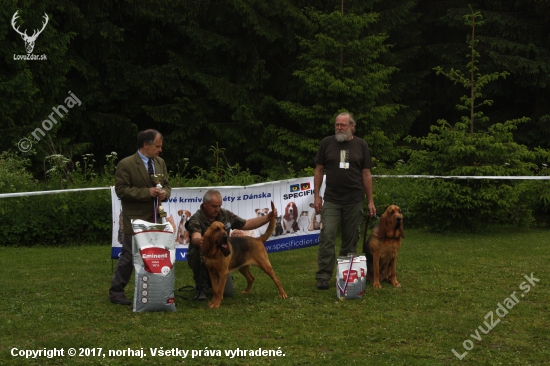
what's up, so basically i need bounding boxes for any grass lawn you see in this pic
[1,228,549,365]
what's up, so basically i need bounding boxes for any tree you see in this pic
[271,2,402,171]
[404,6,543,232]
[415,0,550,151]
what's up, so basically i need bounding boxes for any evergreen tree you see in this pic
[415,0,550,151]
[272,2,402,170]
[404,6,545,232]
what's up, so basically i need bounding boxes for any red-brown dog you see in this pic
[363,205,404,289]
[201,201,287,308]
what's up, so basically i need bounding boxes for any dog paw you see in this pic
[392,282,401,288]
[279,292,288,299]
[208,301,220,309]
[373,283,382,289]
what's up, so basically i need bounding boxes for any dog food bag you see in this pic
[336,255,364,300]
[132,219,176,312]
[350,253,367,296]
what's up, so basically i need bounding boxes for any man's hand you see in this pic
[191,233,203,247]
[149,187,166,200]
[314,196,323,214]
[368,202,376,217]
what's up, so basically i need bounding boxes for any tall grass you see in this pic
[1,227,548,365]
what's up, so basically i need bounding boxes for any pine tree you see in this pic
[273,2,402,169]
[404,6,545,232]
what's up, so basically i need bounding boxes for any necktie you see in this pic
[148,158,157,222]
[147,158,154,176]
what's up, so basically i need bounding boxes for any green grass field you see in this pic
[1,228,548,365]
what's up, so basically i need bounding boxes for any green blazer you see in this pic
[115,152,172,234]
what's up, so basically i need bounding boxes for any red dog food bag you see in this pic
[336,254,366,300]
[132,219,176,312]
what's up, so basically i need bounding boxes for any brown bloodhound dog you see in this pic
[201,201,287,308]
[363,205,404,289]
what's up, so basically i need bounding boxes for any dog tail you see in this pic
[259,201,277,243]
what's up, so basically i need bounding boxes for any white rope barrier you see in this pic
[1,175,549,199]
[0,187,110,198]
[373,175,550,180]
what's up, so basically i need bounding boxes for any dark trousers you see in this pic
[187,245,209,290]
[316,201,363,281]
[109,233,133,297]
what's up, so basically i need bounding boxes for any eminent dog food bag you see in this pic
[132,219,176,312]
[336,254,367,300]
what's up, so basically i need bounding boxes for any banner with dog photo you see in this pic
[111,177,325,261]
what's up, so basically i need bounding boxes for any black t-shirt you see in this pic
[315,136,373,205]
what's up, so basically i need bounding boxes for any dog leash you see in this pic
[361,213,378,254]
[361,215,371,253]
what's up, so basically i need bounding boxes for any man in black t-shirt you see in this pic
[313,112,376,290]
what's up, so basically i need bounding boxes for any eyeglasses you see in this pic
[335,123,349,128]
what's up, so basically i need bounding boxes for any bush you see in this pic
[0,152,113,246]
[0,151,37,193]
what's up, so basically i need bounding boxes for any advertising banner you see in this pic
[111,177,324,260]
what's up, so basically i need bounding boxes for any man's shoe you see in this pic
[317,278,329,290]
[196,290,207,301]
[110,295,131,305]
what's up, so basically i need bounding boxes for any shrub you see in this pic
[0,151,37,193]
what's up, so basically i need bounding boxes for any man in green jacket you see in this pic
[109,129,171,305]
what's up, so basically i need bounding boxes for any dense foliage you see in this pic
[2,0,550,174]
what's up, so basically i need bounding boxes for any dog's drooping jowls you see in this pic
[201,201,287,308]
[363,205,404,289]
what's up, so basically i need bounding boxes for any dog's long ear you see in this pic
[398,219,404,238]
[377,213,388,239]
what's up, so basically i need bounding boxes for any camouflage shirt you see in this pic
[187,206,246,237]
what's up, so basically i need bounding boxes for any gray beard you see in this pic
[335,131,352,142]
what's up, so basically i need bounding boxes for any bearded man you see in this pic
[312,112,376,290]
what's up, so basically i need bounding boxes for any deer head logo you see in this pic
[11,11,49,54]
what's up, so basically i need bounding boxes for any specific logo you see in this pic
[284,182,314,200]
[11,10,49,54]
